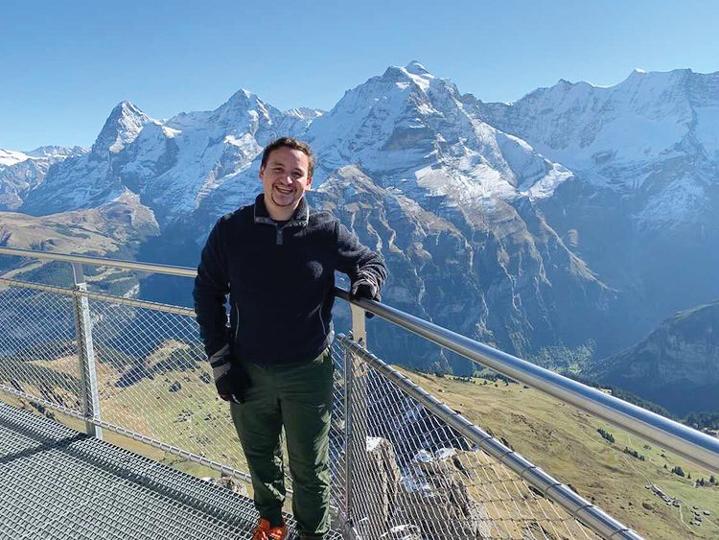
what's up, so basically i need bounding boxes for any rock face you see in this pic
[312,165,612,368]
[0,190,159,256]
[588,301,719,416]
[397,448,491,539]
[362,437,403,537]
[358,438,490,539]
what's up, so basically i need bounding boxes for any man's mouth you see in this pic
[274,185,294,194]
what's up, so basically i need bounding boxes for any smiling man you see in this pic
[261,144,313,220]
[193,137,387,540]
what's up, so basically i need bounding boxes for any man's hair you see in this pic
[260,137,315,177]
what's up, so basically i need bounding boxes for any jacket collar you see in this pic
[253,194,310,227]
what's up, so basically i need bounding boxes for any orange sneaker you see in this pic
[251,517,288,540]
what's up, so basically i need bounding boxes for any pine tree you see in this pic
[671,466,685,477]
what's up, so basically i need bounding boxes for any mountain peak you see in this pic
[109,100,146,120]
[210,88,274,130]
[379,62,436,94]
[405,61,431,77]
[92,101,152,157]
[225,88,257,106]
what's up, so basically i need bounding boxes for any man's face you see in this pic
[259,146,313,219]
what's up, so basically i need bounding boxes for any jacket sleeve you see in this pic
[335,221,387,293]
[193,219,230,357]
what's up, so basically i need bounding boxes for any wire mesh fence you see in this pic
[0,283,82,414]
[86,297,249,476]
[337,335,600,540]
[0,275,622,539]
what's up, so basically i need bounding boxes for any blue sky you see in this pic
[1,0,717,150]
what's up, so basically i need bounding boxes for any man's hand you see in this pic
[209,345,251,403]
[350,277,380,318]
[350,277,380,300]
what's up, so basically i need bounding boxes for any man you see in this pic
[193,137,386,540]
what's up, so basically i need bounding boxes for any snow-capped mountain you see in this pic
[21,94,322,222]
[4,62,718,369]
[0,146,86,210]
[308,61,572,202]
[474,68,719,344]
[20,101,154,215]
[477,68,719,228]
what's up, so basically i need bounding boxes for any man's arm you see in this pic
[194,220,250,403]
[193,220,230,358]
[335,221,387,300]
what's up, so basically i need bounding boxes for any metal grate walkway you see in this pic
[0,402,341,539]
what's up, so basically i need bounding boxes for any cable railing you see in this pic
[1,245,715,538]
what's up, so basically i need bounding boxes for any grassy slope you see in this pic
[0,352,250,478]
[400,369,719,540]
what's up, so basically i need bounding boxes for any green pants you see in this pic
[230,348,334,538]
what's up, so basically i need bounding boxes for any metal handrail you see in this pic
[2,245,717,475]
[0,246,196,277]
[0,277,196,317]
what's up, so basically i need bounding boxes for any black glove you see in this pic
[215,363,251,404]
[209,345,251,403]
[350,278,380,318]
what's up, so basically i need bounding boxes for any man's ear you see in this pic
[259,166,265,180]
[306,175,313,190]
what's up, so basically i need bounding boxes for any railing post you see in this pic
[71,263,102,439]
[342,340,356,538]
[346,303,370,539]
[350,304,367,349]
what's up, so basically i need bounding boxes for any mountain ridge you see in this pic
[588,300,719,416]
[2,62,717,372]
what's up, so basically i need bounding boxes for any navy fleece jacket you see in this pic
[193,194,387,366]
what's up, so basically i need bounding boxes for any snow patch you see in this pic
[162,126,181,138]
[401,475,431,493]
[524,165,574,200]
[403,69,432,92]
[0,149,30,167]
[434,447,457,460]
[366,436,383,452]
[413,449,434,463]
